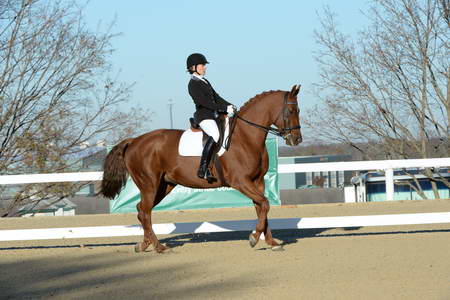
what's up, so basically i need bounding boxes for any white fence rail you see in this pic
[278,158,450,201]
[1,158,450,242]
[1,158,450,201]
[0,172,103,185]
[2,212,450,241]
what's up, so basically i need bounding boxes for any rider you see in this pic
[187,53,236,181]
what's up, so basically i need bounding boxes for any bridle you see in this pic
[234,92,301,138]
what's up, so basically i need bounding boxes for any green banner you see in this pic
[110,138,279,213]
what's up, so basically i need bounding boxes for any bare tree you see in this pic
[0,0,151,216]
[308,0,449,199]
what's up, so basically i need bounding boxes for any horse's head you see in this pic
[273,85,303,146]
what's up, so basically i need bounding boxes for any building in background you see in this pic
[69,146,109,214]
[278,154,354,205]
[351,169,450,202]
[19,198,76,217]
[0,145,109,216]
[279,154,353,189]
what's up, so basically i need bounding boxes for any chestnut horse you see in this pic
[100,85,302,252]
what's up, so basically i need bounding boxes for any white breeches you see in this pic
[199,119,219,143]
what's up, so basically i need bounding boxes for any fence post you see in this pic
[385,168,394,201]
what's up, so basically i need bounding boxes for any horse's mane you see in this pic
[239,90,283,112]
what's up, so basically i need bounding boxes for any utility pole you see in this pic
[168,99,174,129]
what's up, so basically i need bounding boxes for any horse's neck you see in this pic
[235,93,281,148]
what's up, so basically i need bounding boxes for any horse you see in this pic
[100,84,302,253]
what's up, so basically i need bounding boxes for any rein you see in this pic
[235,115,285,137]
[234,92,301,138]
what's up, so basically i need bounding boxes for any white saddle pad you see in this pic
[178,117,230,157]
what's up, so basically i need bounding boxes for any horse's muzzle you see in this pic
[284,134,302,146]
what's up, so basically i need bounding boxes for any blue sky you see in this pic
[84,1,370,131]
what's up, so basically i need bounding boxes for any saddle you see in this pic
[186,115,230,184]
[189,116,227,148]
[179,115,232,157]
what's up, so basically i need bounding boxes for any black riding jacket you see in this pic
[188,76,232,123]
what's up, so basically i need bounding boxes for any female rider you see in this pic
[187,53,235,182]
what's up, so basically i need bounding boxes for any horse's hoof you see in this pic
[271,245,284,252]
[155,244,171,254]
[249,233,258,248]
[134,242,144,253]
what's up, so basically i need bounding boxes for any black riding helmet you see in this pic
[186,53,209,70]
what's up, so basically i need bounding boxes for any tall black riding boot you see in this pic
[197,136,217,182]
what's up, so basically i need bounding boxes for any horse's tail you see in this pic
[100,138,133,199]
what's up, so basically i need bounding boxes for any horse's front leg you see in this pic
[252,200,282,250]
[237,179,282,251]
[252,200,279,250]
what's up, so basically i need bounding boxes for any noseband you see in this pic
[235,92,301,138]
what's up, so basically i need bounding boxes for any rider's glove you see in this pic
[227,105,235,117]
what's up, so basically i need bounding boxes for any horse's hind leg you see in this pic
[135,191,158,253]
[135,179,175,253]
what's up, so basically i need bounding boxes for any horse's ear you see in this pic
[290,84,301,97]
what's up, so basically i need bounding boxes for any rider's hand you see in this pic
[227,105,235,117]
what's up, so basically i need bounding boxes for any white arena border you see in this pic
[1,212,449,242]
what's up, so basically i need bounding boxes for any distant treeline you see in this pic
[279,137,448,161]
